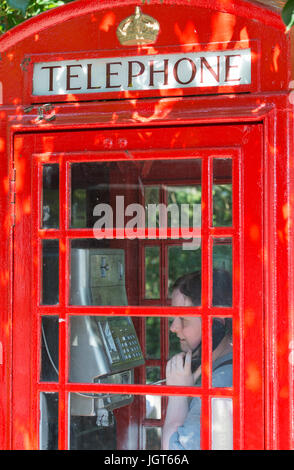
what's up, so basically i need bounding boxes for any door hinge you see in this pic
[10,167,16,227]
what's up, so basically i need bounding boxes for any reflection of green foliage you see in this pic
[167,186,201,227]
[213,185,232,227]
[146,366,160,384]
[213,243,232,273]
[146,317,160,359]
[144,186,160,228]
[145,185,201,228]
[145,246,160,299]
[1,0,74,34]
[145,244,202,299]
[168,245,201,295]
[71,189,87,228]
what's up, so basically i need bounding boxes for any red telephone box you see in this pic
[0,0,293,451]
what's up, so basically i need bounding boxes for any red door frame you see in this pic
[11,121,264,450]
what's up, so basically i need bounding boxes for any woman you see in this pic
[162,270,233,450]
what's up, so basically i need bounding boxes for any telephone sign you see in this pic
[32,49,252,96]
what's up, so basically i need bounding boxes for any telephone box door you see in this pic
[12,123,264,450]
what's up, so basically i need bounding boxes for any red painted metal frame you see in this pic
[0,0,293,452]
[3,96,292,451]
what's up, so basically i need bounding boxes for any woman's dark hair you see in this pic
[173,271,202,306]
[172,269,232,372]
[172,268,232,308]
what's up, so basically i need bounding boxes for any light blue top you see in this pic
[169,352,233,450]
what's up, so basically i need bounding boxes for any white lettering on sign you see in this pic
[33,49,251,96]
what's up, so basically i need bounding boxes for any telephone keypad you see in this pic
[117,333,143,361]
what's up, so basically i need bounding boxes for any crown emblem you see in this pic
[117,7,160,46]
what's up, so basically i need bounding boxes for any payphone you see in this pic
[41,248,144,449]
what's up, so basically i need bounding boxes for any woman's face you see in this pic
[170,288,202,352]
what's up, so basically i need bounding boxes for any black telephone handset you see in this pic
[190,319,226,373]
[191,346,201,373]
[212,319,226,350]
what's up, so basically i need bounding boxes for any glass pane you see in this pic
[145,370,162,420]
[71,162,110,229]
[69,316,144,384]
[70,239,203,306]
[144,186,160,228]
[42,239,59,305]
[39,392,58,450]
[70,240,128,306]
[69,392,133,450]
[211,398,233,449]
[168,243,201,297]
[146,395,161,419]
[68,392,204,450]
[144,427,162,450]
[68,316,201,385]
[163,395,202,450]
[166,185,201,228]
[146,317,160,359]
[70,160,202,232]
[41,316,59,382]
[211,318,233,388]
[146,366,161,384]
[145,246,160,299]
[212,238,232,307]
[213,159,232,227]
[42,164,59,229]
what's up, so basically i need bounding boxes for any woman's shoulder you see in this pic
[212,352,233,388]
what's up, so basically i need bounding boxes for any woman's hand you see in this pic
[166,351,195,386]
